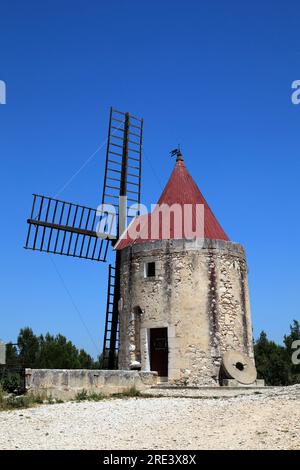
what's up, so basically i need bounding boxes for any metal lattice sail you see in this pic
[25,107,143,368]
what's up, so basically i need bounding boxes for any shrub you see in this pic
[75,389,88,401]
[112,386,142,398]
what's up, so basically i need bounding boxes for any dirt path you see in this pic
[0,388,299,449]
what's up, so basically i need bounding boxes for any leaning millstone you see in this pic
[221,351,257,385]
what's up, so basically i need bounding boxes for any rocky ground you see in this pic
[0,385,299,450]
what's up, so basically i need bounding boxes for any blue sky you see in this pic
[0,1,299,358]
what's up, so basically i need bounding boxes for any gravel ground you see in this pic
[0,386,300,450]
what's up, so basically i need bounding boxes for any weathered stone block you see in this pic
[25,369,158,400]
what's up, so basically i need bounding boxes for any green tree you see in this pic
[284,320,300,384]
[14,328,98,370]
[5,343,19,366]
[38,333,81,369]
[17,327,39,367]
[284,320,300,349]
[254,331,291,385]
[1,328,99,392]
[78,349,95,369]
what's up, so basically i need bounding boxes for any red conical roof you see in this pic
[115,158,228,250]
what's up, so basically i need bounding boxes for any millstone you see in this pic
[221,351,257,385]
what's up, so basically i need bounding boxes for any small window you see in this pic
[145,261,156,278]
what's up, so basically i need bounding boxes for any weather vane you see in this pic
[170,145,183,161]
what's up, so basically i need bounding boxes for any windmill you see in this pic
[24,107,143,369]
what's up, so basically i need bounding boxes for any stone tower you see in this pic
[115,154,255,386]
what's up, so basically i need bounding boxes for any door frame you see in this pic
[149,327,169,378]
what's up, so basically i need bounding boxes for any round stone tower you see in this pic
[116,154,255,386]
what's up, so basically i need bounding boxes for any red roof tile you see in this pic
[115,159,229,250]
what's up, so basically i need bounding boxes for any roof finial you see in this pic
[170,145,183,162]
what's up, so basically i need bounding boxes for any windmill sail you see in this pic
[101,264,119,368]
[102,107,143,229]
[24,106,144,370]
[101,108,143,368]
[25,194,115,261]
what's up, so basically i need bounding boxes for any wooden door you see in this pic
[150,328,168,377]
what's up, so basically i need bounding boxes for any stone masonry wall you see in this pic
[25,369,158,400]
[118,239,254,386]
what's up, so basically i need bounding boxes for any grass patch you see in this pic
[46,395,55,405]
[0,389,41,411]
[88,392,105,401]
[1,383,149,410]
[74,389,88,401]
[0,386,64,411]
[75,389,108,402]
[75,389,105,402]
[112,386,142,399]
[74,386,144,402]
